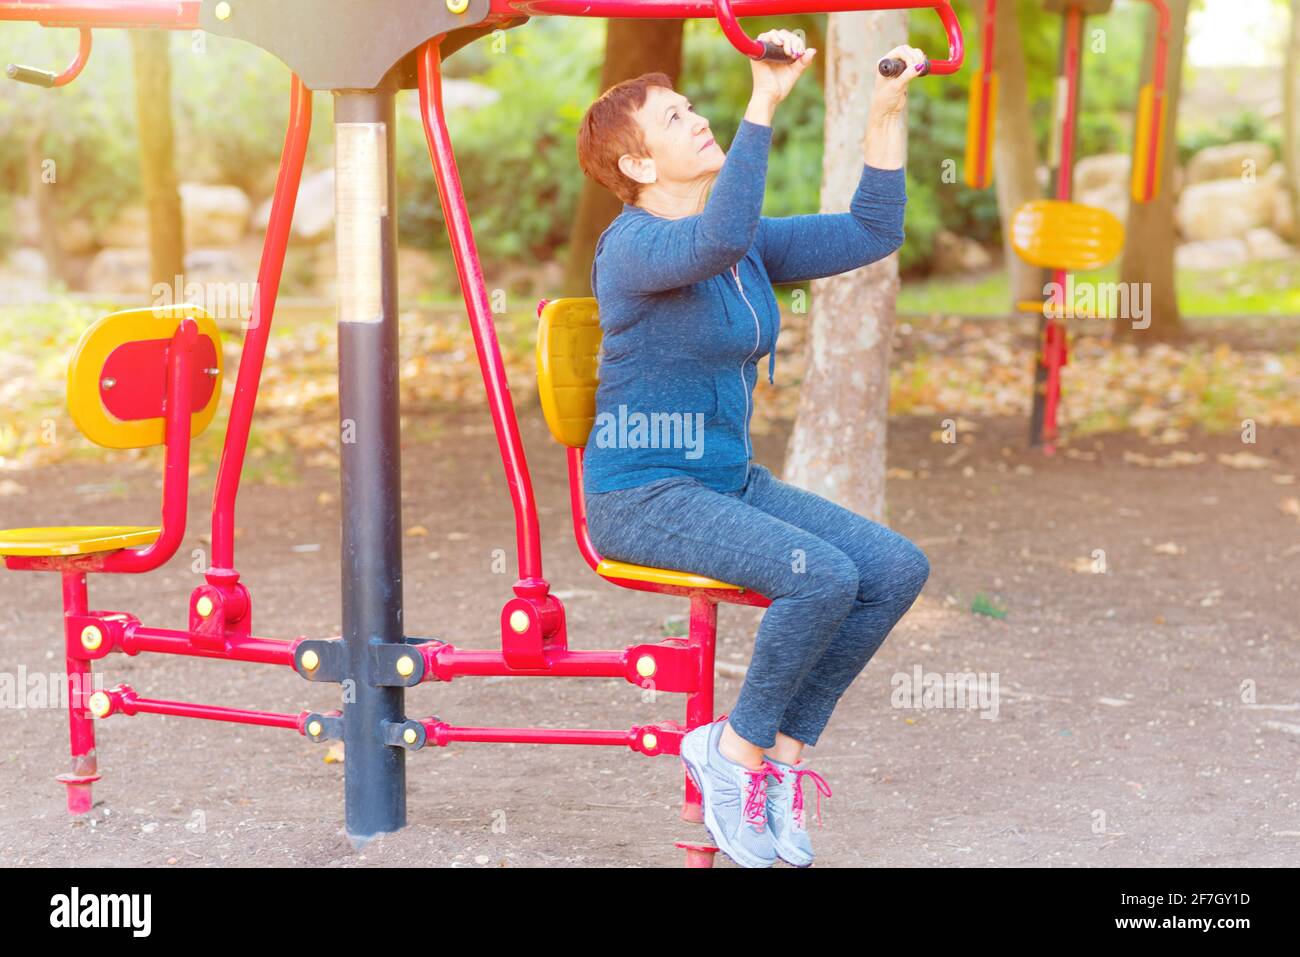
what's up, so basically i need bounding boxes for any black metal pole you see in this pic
[334,89,405,843]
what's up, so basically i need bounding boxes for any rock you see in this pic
[180,183,251,246]
[11,196,39,247]
[1074,153,1130,194]
[98,204,150,248]
[252,168,335,242]
[1176,177,1278,241]
[1174,237,1249,270]
[176,248,257,320]
[1243,227,1295,261]
[1185,141,1274,184]
[5,247,49,282]
[85,247,151,294]
[933,229,993,274]
[0,248,51,302]
[58,218,97,256]
[1077,184,1129,228]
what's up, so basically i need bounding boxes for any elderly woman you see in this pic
[575,30,930,868]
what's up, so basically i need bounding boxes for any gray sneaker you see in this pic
[763,755,833,867]
[679,718,781,868]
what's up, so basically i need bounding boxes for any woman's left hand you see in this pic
[870,45,927,117]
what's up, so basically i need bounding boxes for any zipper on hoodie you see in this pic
[731,261,761,460]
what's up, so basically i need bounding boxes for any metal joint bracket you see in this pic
[303,711,344,743]
[295,638,345,682]
[369,641,432,687]
[382,719,427,751]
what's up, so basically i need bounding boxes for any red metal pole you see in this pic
[59,570,99,814]
[211,76,313,573]
[417,40,545,584]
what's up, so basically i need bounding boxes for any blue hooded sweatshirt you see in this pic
[583,117,907,495]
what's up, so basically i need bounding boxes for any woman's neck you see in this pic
[634,174,715,220]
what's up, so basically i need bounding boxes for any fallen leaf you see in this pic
[1217,451,1273,470]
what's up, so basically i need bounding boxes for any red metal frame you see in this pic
[1,2,963,862]
[965,0,1169,455]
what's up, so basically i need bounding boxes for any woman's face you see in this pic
[622,86,725,190]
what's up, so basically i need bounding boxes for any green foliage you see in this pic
[970,592,1009,619]
[394,18,602,267]
[1177,111,1282,165]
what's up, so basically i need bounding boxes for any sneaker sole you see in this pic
[680,731,776,869]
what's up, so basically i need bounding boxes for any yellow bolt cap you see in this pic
[80,625,103,651]
[308,720,322,738]
[395,655,415,677]
[403,728,418,745]
[87,691,112,718]
[508,609,530,633]
[196,595,214,618]
[635,654,656,677]
[642,732,657,751]
[215,2,232,20]
[301,650,320,672]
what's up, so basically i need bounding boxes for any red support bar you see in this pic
[93,684,310,732]
[417,40,545,583]
[119,625,299,666]
[420,718,687,755]
[0,1,200,27]
[211,76,313,574]
[98,319,196,574]
[492,0,964,73]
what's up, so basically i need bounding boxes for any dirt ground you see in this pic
[1,400,1297,868]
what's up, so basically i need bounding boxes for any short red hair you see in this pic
[577,72,675,206]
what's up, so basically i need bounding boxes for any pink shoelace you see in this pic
[742,760,782,830]
[789,766,833,829]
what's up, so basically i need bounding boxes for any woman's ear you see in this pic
[618,152,657,186]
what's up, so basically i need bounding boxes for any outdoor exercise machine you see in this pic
[966,0,1169,453]
[0,0,962,864]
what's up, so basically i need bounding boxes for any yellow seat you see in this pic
[0,526,162,557]
[537,298,745,594]
[1010,199,1124,272]
[1016,299,1111,319]
[2,304,222,569]
[596,558,744,591]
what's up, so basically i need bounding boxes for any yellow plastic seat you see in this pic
[2,304,222,569]
[0,526,162,557]
[1010,199,1124,272]
[596,558,744,592]
[1016,299,1111,319]
[537,298,745,594]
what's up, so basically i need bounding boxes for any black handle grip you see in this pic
[878,56,930,78]
[757,40,797,63]
[6,63,58,87]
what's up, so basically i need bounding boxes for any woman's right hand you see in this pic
[750,29,816,112]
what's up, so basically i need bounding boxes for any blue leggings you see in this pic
[585,462,930,749]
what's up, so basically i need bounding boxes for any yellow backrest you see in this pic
[1130,82,1166,202]
[66,303,223,449]
[536,297,601,448]
[1010,200,1125,272]
[963,70,998,190]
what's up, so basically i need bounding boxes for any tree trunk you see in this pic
[1117,0,1190,343]
[130,29,185,294]
[974,0,1042,307]
[25,120,67,287]
[562,19,683,297]
[1285,0,1300,231]
[782,10,907,523]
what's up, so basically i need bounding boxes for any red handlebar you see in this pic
[713,0,962,75]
